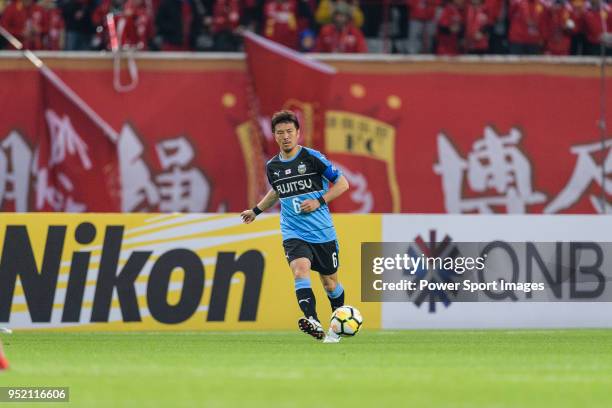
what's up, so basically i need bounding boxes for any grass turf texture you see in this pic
[1,330,611,408]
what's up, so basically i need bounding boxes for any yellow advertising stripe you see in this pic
[123,213,234,239]
[51,234,279,271]
[48,216,280,268]
[107,220,279,252]
[52,232,275,276]
[118,230,278,252]
[142,213,185,224]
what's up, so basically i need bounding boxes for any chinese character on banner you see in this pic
[545,139,612,214]
[119,125,210,212]
[434,126,546,213]
[118,124,160,211]
[0,131,32,211]
[34,162,86,212]
[37,74,121,212]
[155,137,209,212]
[35,110,90,212]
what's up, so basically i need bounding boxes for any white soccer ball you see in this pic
[329,305,363,337]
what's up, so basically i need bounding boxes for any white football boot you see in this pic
[297,316,325,340]
[323,328,341,343]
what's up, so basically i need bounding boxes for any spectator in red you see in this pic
[263,0,299,49]
[485,0,502,21]
[407,0,440,53]
[315,2,367,52]
[465,0,490,53]
[92,0,122,48]
[508,0,549,54]
[211,0,241,50]
[92,0,153,50]
[124,0,154,49]
[1,0,48,49]
[582,0,612,55]
[544,0,577,55]
[41,0,66,50]
[436,0,465,55]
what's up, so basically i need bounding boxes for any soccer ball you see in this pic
[330,305,363,337]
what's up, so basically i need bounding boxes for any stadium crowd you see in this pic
[0,0,610,54]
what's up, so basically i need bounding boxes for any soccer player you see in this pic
[241,110,349,342]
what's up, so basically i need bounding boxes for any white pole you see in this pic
[0,25,119,143]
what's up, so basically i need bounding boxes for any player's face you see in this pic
[274,122,299,154]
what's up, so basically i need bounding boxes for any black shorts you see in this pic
[283,238,339,275]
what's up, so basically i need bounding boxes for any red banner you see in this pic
[35,68,121,212]
[326,66,611,214]
[0,58,252,212]
[0,56,610,214]
[244,32,335,155]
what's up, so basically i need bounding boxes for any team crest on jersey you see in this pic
[298,163,306,174]
[285,169,291,175]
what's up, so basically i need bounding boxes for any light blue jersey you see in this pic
[266,147,342,243]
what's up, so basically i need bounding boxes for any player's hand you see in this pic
[240,209,256,224]
[300,199,320,213]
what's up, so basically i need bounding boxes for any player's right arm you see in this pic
[240,188,279,224]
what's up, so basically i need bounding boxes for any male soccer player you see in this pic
[241,110,349,342]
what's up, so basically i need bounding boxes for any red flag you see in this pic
[243,31,336,154]
[35,67,121,212]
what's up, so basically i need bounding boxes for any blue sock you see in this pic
[294,278,311,291]
[295,278,318,320]
[326,282,344,311]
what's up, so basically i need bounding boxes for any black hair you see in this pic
[271,110,300,132]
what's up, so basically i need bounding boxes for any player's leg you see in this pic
[310,240,345,311]
[292,258,324,340]
[290,257,319,322]
[319,272,345,311]
[283,239,324,340]
[318,272,344,344]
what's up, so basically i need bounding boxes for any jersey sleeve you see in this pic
[309,149,342,182]
[265,163,273,186]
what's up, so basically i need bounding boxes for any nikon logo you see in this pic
[0,223,264,324]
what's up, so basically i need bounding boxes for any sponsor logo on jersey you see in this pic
[285,169,291,175]
[298,163,306,174]
[273,170,280,178]
[276,179,313,195]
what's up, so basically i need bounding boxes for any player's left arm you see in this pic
[322,174,350,204]
[300,175,349,212]
[300,153,349,213]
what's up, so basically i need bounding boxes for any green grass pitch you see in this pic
[1,329,611,407]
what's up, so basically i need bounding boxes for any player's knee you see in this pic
[292,265,310,279]
[322,279,337,293]
[290,259,311,279]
